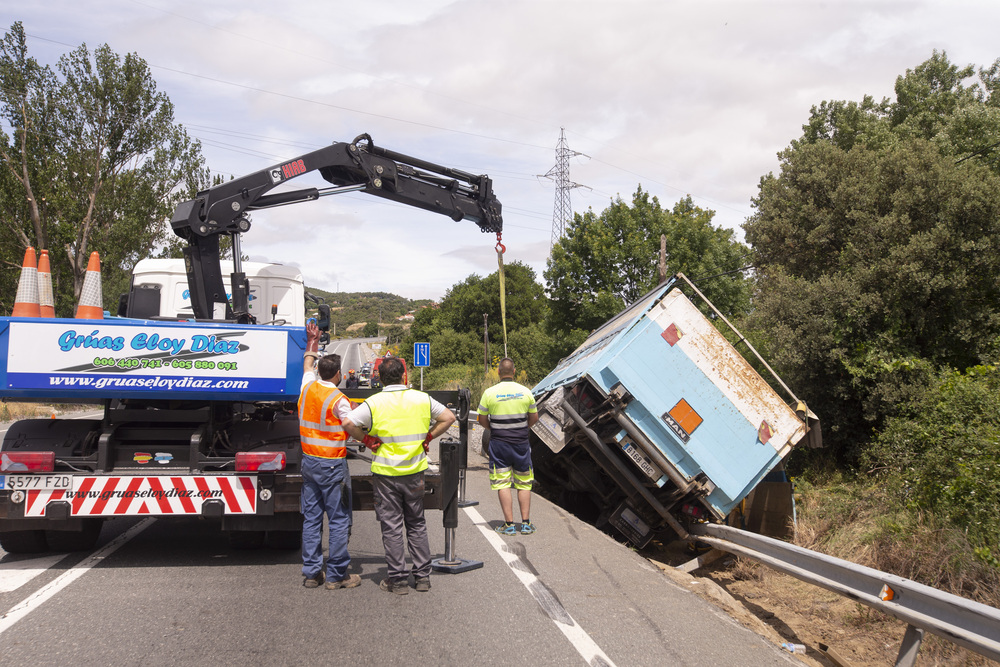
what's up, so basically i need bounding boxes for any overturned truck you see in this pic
[530,274,820,547]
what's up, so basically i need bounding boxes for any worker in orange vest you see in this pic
[298,320,361,590]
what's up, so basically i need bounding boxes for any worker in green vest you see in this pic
[343,356,455,594]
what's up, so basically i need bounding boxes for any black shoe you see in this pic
[414,576,431,592]
[379,578,409,595]
[303,571,325,588]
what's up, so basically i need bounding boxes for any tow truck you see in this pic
[0,134,501,553]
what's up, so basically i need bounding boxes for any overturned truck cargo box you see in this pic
[530,274,818,547]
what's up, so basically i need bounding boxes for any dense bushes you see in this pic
[866,366,1000,561]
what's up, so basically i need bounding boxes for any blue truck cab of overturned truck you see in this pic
[528,273,821,548]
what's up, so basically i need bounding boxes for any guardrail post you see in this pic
[431,438,483,574]
[895,625,924,667]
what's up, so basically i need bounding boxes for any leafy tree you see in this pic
[361,321,379,338]
[436,261,547,344]
[744,51,1000,463]
[382,323,406,346]
[402,263,552,389]
[0,22,206,315]
[868,365,1000,554]
[545,188,751,335]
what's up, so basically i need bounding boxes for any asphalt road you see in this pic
[324,336,377,385]
[0,417,801,667]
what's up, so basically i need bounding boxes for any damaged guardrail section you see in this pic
[687,523,1000,666]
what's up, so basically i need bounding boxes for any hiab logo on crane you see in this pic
[268,159,306,184]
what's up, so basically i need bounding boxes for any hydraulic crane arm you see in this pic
[170,134,503,322]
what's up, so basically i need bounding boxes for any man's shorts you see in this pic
[488,437,533,491]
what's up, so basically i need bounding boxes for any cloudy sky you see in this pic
[9,1,1000,300]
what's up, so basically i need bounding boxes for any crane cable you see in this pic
[495,232,508,358]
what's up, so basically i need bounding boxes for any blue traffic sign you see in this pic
[414,342,430,367]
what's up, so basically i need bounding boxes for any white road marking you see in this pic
[0,554,66,593]
[0,518,154,635]
[463,505,617,667]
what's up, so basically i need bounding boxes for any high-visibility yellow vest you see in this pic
[478,380,537,444]
[298,381,349,459]
[365,389,431,476]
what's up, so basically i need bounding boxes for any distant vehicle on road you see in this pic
[359,365,372,387]
[373,355,407,386]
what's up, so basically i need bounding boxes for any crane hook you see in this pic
[495,231,506,254]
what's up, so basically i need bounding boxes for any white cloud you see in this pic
[11,0,1000,299]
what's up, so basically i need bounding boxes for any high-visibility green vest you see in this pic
[365,388,431,476]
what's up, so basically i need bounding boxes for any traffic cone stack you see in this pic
[37,249,55,318]
[12,247,40,318]
[75,251,104,319]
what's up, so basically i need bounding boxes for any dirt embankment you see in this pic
[644,544,996,667]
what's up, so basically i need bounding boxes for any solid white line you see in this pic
[463,505,617,667]
[0,518,155,635]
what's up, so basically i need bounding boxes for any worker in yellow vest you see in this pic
[477,358,539,535]
[343,356,455,594]
[298,320,361,590]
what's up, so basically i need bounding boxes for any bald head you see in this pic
[498,357,515,380]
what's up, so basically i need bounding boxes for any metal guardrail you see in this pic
[687,523,1000,666]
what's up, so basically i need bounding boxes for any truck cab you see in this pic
[123,259,305,325]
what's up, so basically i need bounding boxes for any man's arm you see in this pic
[429,407,457,440]
[477,413,490,429]
[342,419,367,442]
[527,412,539,427]
[303,320,320,373]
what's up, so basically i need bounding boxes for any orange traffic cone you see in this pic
[37,249,55,318]
[12,247,40,318]
[75,251,103,319]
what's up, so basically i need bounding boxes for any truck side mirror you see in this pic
[316,304,331,331]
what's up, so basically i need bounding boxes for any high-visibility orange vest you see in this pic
[298,380,349,459]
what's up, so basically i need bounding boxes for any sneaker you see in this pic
[495,522,517,536]
[379,578,409,595]
[303,571,325,588]
[326,573,361,590]
[414,576,431,592]
[520,521,536,535]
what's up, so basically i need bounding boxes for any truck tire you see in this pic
[45,519,103,552]
[0,529,48,554]
[228,530,266,549]
[265,530,302,550]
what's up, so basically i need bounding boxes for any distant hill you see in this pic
[305,287,433,334]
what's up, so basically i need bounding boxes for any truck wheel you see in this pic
[0,530,48,554]
[265,530,302,550]
[228,530,266,549]
[45,520,103,552]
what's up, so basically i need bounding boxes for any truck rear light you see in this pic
[681,503,706,519]
[235,452,286,472]
[1,451,56,472]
